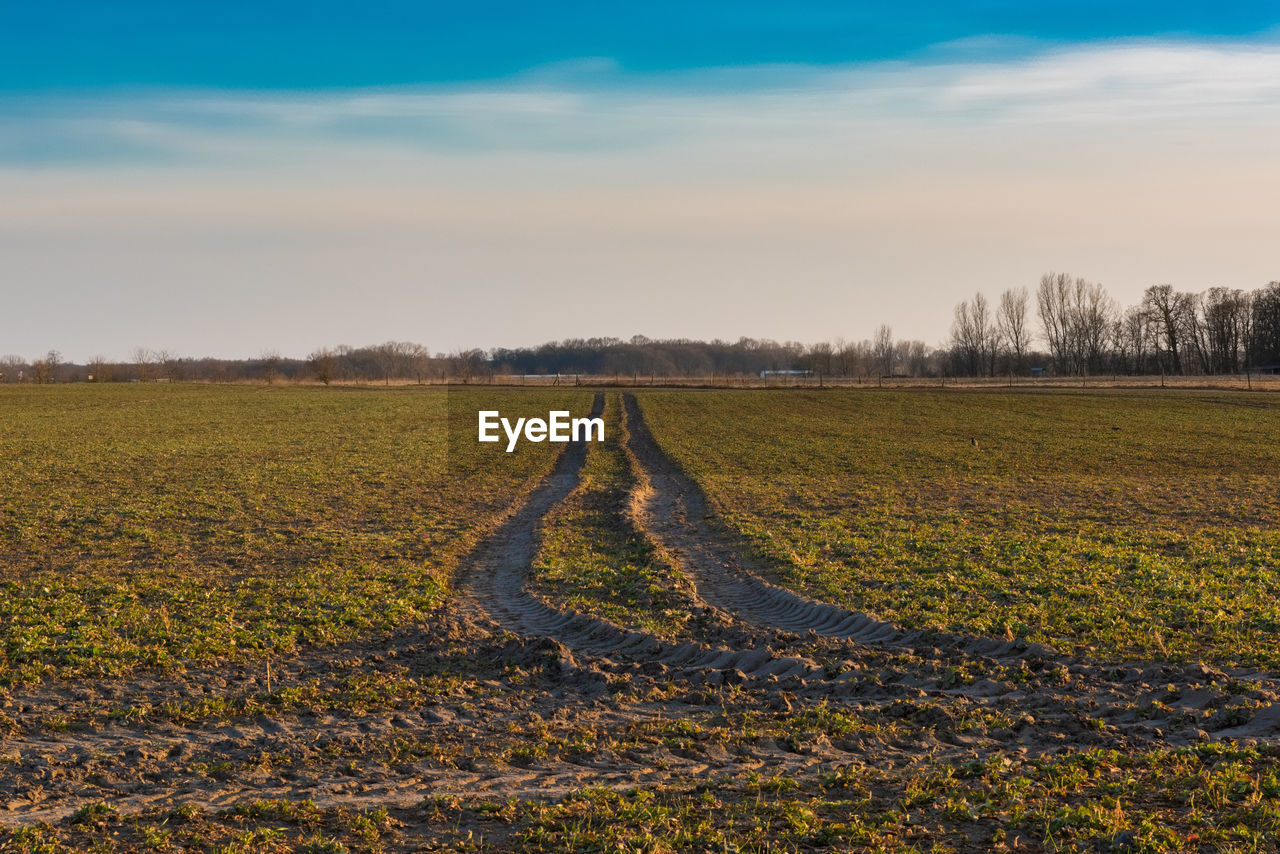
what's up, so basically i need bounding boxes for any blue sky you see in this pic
[2,4,1280,361]
[5,1,1280,90]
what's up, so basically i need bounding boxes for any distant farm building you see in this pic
[759,369,814,378]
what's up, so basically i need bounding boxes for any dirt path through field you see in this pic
[458,392,835,682]
[0,394,903,827]
[4,391,1280,838]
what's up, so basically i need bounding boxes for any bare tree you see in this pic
[1250,282,1280,368]
[88,355,112,382]
[901,340,929,377]
[259,349,282,384]
[1143,284,1191,375]
[1202,287,1251,374]
[370,341,410,385]
[157,350,185,382]
[451,348,487,383]
[372,343,397,385]
[951,292,995,376]
[406,343,432,384]
[31,350,60,384]
[1037,272,1073,374]
[996,287,1029,373]
[132,347,156,382]
[1114,306,1154,375]
[834,338,859,378]
[366,341,432,384]
[847,339,874,381]
[1066,279,1116,375]
[872,325,895,376]
[807,341,834,378]
[1182,292,1214,374]
[1037,273,1116,375]
[308,348,338,385]
[0,355,23,383]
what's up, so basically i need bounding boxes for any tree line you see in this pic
[947,277,1280,377]
[3,276,1277,384]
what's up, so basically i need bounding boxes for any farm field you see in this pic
[2,385,1280,853]
[638,389,1280,668]
[0,385,585,685]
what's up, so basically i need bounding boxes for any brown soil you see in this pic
[2,391,1278,841]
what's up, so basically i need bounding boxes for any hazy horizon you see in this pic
[4,3,1279,363]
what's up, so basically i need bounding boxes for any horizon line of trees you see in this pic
[947,277,1280,378]
[3,276,1278,384]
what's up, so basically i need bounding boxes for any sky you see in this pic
[3,2,1280,361]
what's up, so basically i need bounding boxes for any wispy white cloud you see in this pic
[3,40,1280,169]
[931,42,1280,119]
[2,39,1279,362]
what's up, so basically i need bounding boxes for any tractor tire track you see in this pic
[620,393,1047,660]
[6,391,1280,833]
[620,393,1280,745]
[456,392,821,683]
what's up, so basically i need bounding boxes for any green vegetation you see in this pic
[638,389,1280,666]
[529,394,695,637]
[507,743,1280,853]
[6,744,1278,853]
[5,385,1280,852]
[1,800,394,854]
[0,384,586,685]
